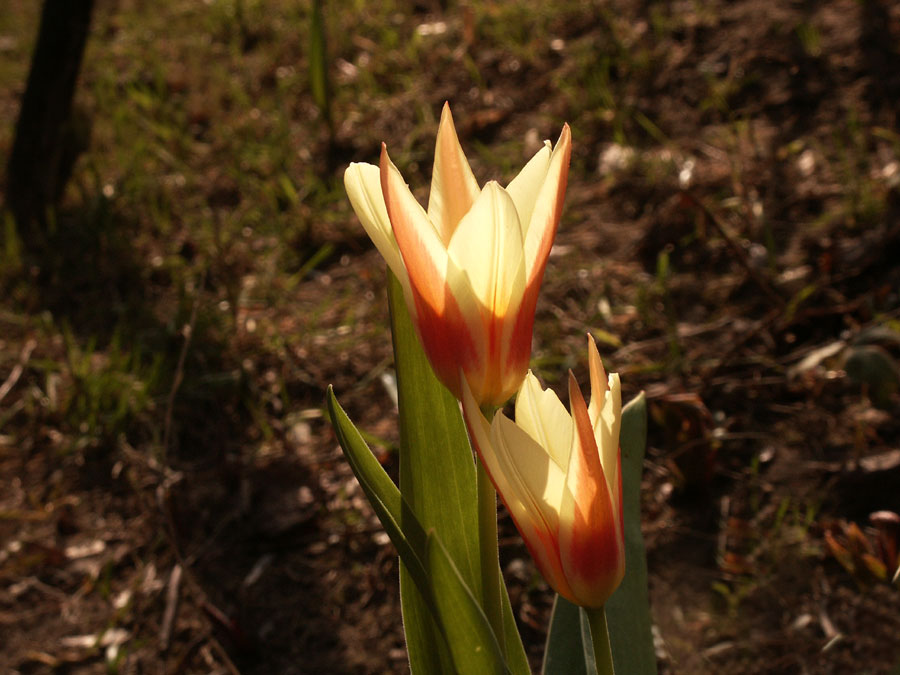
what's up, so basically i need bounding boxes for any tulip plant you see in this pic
[327,104,656,674]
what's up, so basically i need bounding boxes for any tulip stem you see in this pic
[586,606,615,675]
[476,448,505,656]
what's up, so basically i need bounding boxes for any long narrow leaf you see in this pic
[605,393,657,674]
[388,273,529,674]
[542,594,596,675]
[326,386,431,596]
[499,574,530,674]
[425,532,509,674]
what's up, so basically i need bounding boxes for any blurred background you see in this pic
[2,0,900,672]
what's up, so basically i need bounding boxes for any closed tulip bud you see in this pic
[461,336,625,608]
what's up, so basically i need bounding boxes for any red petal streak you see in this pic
[473,302,528,407]
[414,296,480,399]
[568,371,605,496]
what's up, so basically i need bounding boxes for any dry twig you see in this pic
[159,564,183,652]
[0,338,36,405]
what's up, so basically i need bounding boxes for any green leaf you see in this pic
[606,393,657,675]
[542,595,596,675]
[425,532,509,674]
[388,273,529,675]
[326,386,510,674]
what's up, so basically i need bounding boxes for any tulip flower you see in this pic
[344,103,571,407]
[461,336,625,608]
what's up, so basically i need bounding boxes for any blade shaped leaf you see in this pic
[542,594,596,675]
[606,393,657,675]
[425,532,510,674]
[499,563,529,674]
[326,386,430,593]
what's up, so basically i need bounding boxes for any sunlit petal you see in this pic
[428,102,480,244]
[492,413,566,534]
[565,371,606,498]
[447,181,525,314]
[558,471,623,608]
[506,141,551,235]
[599,372,622,506]
[585,335,620,506]
[461,379,572,598]
[514,371,573,471]
[586,334,607,426]
[523,124,571,287]
[558,371,624,607]
[344,162,412,298]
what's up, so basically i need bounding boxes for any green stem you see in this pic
[477,454,505,657]
[586,606,615,675]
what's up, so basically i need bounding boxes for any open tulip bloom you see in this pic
[462,336,625,609]
[344,102,571,407]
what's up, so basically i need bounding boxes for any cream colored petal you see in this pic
[586,335,608,428]
[344,163,411,293]
[597,372,622,506]
[460,378,554,549]
[446,181,525,314]
[514,371,573,471]
[463,376,575,600]
[428,102,481,244]
[505,141,551,237]
[523,125,571,283]
[493,413,566,530]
